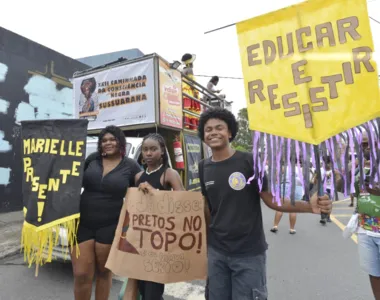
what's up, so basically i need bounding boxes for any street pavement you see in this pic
[0,210,23,260]
[0,198,374,300]
[264,197,372,300]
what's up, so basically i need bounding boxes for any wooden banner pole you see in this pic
[35,263,39,277]
[204,15,379,34]
[204,23,236,35]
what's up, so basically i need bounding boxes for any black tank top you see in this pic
[136,166,171,191]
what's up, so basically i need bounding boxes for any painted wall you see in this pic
[0,27,89,212]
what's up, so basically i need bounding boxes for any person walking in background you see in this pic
[307,162,315,198]
[270,161,304,234]
[320,159,333,224]
[349,158,359,207]
[315,156,340,225]
[353,135,380,299]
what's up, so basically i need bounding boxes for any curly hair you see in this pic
[81,77,97,94]
[97,125,126,157]
[142,133,170,168]
[197,107,238,142]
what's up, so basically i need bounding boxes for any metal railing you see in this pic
[181,73,228,121]
[182,74,227,107]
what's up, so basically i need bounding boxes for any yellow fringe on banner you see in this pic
[21,215,80,268]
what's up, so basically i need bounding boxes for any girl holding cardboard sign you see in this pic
[129,133,185,300]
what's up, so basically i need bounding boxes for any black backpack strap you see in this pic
[199,159,205,193]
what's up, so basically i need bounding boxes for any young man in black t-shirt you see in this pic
[198,108,332,300]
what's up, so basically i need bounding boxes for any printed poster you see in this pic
[203,143,212,160]
[184,134,202,191]
[159,59,183,129]
[73,58,156,130]
[237,0,380,145]
[106,188,207,284]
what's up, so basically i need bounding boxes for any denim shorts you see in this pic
[281,183,304,201]
[358,233,380,277]
[207,246,267,300]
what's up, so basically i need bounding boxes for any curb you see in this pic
[0,220,23,261]
[0,246,21,261]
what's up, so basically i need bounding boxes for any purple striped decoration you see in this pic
[247,118,380,204]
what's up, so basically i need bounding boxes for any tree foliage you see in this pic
[232,108,251,152]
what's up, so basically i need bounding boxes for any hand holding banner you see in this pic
[106,188,207,284]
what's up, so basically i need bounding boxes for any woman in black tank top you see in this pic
[134,133,184,300]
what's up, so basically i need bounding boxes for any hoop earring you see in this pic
[102,152,107,157]
[141,159,146,165]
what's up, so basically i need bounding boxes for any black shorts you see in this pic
[77,223,117,245]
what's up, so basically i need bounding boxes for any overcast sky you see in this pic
[1,0,379,115]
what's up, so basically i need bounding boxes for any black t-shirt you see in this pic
[200,151,268,256]
[80,153,141,228]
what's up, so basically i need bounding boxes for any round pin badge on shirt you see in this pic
[228,172,247,191]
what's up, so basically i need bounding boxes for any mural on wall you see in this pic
[0,27,88,212]
[16,61,74,122]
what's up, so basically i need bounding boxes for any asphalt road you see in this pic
[264,197,372,300]
[0,197,373,300]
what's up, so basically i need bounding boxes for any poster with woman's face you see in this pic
[79,77,99,117]
[73,58,156,130]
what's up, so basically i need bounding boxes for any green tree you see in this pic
[232,108,251,152]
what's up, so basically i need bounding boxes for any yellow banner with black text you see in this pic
[237,0,380,144]
[21,119,88,267]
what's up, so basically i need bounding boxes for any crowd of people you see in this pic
[267,131,379,299]
[270,156,342,233]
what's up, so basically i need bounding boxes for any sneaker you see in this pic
[270,226,278,233]
[289,229,296,234]
[320,219,327,225]
[327,218,332,223]
[349,203,354,207]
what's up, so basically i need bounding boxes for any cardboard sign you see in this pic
[237,0,380,145]
[106,188,207,284]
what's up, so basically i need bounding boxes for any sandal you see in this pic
[270,226,278,233]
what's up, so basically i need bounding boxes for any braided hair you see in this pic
[142,133,170,168]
